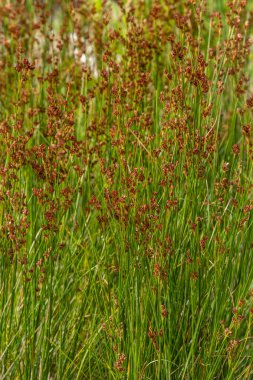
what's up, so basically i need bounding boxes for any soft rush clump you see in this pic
[0,1,253,379]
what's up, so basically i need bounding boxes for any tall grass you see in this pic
[0,0,253,378]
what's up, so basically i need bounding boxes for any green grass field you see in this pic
[0,0,253,378]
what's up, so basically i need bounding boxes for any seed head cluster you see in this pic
[0,0,253,378]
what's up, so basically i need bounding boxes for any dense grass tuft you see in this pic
[0,0,253,379]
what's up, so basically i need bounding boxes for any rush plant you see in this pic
[0,0,253,379]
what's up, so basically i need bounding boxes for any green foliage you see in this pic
[0,0,253,379]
